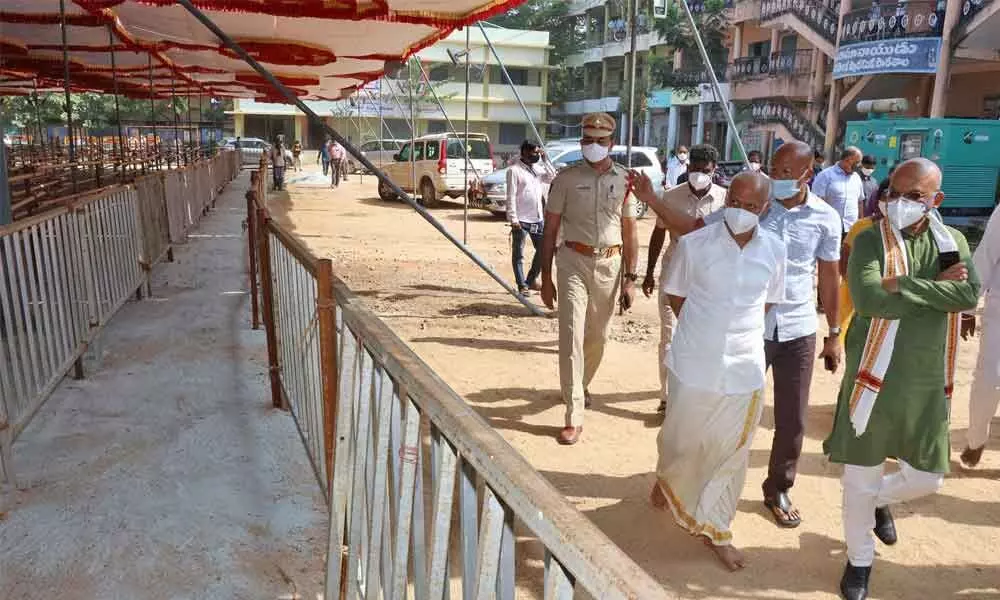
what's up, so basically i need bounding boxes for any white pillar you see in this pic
[724,101,735,159]
[695,103,705,145]
[666,105,679,151]
[643,108,652,146]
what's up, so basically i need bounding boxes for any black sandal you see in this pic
[764,492,802,528]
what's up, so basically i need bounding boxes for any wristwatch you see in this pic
[827,326,841,337]
[623,272,639,283]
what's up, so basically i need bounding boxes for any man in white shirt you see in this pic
[812,146,866,233]
[269,136,287,191]
[643,171,786,571]
[960,202,1000,468]
[639,141,843,529]
[665,145,689,188]
[507,140,555,295]
[641,144,727,411]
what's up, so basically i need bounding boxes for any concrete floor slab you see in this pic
[0,172,328,600]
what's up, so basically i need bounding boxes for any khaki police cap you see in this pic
[581,113,616,139]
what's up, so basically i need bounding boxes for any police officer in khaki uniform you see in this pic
[540,113,639,445]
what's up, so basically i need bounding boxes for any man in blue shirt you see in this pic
[813,146,866,234]
[637,140,843,528]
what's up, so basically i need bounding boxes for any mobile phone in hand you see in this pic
[939,251,960,272]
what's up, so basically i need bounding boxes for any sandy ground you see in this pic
[0,172,328,600]
[272,159,1000,600]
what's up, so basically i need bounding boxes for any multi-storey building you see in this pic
[558,0,735,153]
[558,0,1000,159]
[731,0,1000,158]
[230,27,550,154]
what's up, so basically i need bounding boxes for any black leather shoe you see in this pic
[840,562,871,600]
[874,506,897,545]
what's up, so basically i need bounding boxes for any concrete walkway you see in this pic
[0,172,327,599]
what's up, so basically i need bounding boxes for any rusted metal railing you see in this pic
[0,149,241,483]
[245,170,673,600]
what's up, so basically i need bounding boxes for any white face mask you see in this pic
[724,206,759,235]
[886,198,929,230]
[582,143,609,163]
[748,161,762,172]
[676,152,689,163]
[688,171,712,191]
[861,167,875,177]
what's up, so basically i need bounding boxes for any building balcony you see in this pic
[760,0,840,45]
[729,51,815,100]
[731,0,763,22]
[839,1,944,46]
[662,67,728,87]
[569,0,606,16]
[958,0,993,28]
[562,96,621,116]
[688,0,736,11]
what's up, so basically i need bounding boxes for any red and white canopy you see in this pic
[0,0,526,100]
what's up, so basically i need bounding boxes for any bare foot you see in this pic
[961,445,984,468]
[650,482,668,509]
[703,538,747,571]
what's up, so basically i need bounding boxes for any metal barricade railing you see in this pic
[245,173,673,600]
[0,150,241,483]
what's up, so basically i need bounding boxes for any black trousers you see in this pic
[762,333,816,498]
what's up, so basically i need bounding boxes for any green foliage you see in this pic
[652,0,730,93]
[3,92,230,133]
[488,0,584,103]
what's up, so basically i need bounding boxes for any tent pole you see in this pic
[678,0,750,167]
[149,55,157,172]
[174,0,546,317]
[408,61,416,203]
[109,25,126,181]
[625,0,638,167]
[59,0,78,193]
[463,27,471,245]
[410,57,483,186]
[477,22,555,175]
[0,103,11,225]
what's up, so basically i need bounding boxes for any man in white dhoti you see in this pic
[640,172,787,571]
[960,201,1000,468]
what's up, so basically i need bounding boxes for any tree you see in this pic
[488,0,584,103]
[652,0,730,93]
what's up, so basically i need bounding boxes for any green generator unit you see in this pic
[844,116,1000,224]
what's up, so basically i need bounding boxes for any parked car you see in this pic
[377,133,495,207]
[223,137,270,166]
[357,138,405,172]
[477,145,665,218]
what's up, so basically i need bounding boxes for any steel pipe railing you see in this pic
[243,175,674,600]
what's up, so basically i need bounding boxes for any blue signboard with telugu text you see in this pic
[833,37,941,79]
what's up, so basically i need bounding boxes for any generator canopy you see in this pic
[0,0,526,100]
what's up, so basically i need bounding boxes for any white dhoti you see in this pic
[655,370,763,545]
[968,299,1000,450]
[657,290,675,400]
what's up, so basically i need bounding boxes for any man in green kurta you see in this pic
[823,159,980,600]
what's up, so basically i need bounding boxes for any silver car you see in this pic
[224,137,271,166]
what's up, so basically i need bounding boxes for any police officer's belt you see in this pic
[564,241,622,258]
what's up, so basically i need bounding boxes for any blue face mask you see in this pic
[772,179,801,200]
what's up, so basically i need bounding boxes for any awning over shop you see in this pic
[0,0,527,101]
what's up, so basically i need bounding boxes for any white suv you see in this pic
[478,145,664,217]
[378,133,495,207]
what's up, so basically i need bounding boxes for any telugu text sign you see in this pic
[833,38,941,79]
